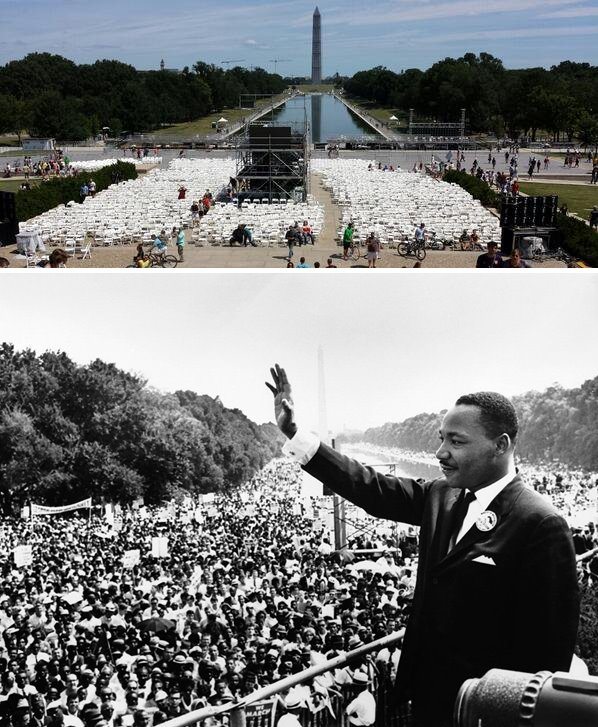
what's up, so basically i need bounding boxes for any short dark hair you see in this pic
[455,391,518,441]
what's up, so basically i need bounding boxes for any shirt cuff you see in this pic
[282,430,320,465]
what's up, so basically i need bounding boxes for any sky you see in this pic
[0,271,596,435]
[1,0,597,74]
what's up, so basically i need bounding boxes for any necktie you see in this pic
[447,490,477,553]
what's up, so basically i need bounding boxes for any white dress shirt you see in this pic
[454,468,516,544]
[282,430,517,543]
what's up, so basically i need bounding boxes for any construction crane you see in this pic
[221,59,246,68]
[269,59,291,75]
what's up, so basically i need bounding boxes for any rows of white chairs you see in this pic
[19,159,236,248]
[19,158,324,251]
[312,159,501,247]
[70,157,163,172]
[190,199,324,247]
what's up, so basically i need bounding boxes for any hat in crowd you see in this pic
[154,690,168,703]
[14,697,30,712]
[284,695,302,710]
[352,671,370,685]
[348,635,363,649]
[81,703,105,727]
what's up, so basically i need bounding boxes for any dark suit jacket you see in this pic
[304,443,579,724]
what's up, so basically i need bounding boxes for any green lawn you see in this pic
[343,97,407,130]
[519,182,598,220]
[296,83,335,93]
[0,149,49,158]
[0,179,41,193]
[158,90,291,139]
[0,135,23,146]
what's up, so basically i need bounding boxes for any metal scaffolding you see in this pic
[408,107,467,138]
[233,122,310,202]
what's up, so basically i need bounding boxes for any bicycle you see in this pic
[397,236,426,261]
[530,246,576,266]
[126,252,179,269]
[424,231,443,250]
[344,240,361,261]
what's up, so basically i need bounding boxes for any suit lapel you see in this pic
[430,487,462,565]
[435,476,525,567]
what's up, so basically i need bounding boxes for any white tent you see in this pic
[389,115,398,121]
[217,117,228,124]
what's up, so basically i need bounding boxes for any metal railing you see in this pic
[160,630,409,727]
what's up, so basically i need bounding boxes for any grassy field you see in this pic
[0,149,49,158]
[295,83,335,93]
[0,135,22,146]
[519,182,598,219]
[0,179,41,193]
[158,90,291,139]
[343,97,407,130]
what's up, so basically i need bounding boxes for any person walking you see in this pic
[175,228,185,262]
[285,225,297,261]
[342,222,355,261]
[365,232,380,269]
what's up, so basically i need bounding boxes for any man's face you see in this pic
[436,405,504,490]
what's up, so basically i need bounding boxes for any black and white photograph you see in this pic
[0,270,597,727]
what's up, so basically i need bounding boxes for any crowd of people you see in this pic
[0,459,413,727]
[2,152,69,181]
[446,146,598,191]
[0,449,596,726]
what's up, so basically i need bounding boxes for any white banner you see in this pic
[190,565,203,591]
[122,549,140,568]
[14,545,33,568]
[31,498,92,516]
[151,537,169,558]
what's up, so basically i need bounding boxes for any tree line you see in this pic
[0,53,287,141]
[0,344,282,513]
[344,54,598,145]
[338,375,598,471]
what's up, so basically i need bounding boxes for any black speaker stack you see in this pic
[499,195,559,256]
[500,195,558,228]
[0,191,18,246]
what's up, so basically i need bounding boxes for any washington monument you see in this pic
[311,7,322,84]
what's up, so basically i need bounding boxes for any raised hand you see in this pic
[265,364,297,439]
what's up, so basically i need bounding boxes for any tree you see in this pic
[0,94,31,143]
[0,344,282,509]
[577,112,598,152]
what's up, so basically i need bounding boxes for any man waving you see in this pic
[266,365,579,727]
